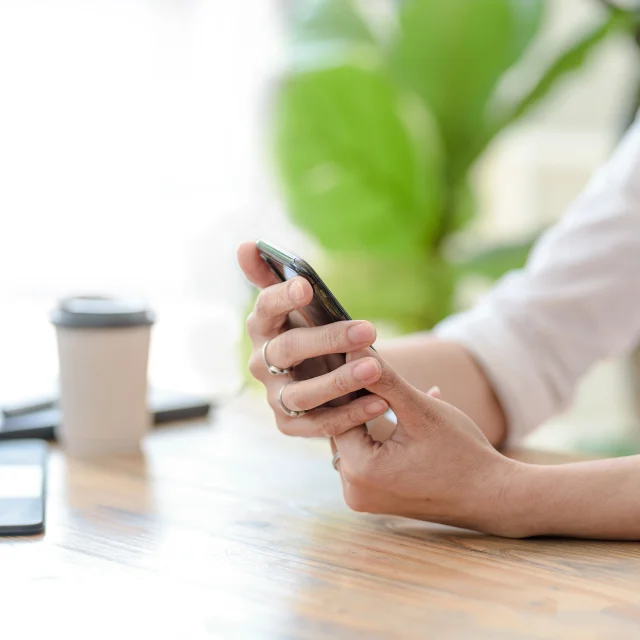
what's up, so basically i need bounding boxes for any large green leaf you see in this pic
[323,251,456,331]
[273,64,443,256]
[289,0,378,69]
[389,0,544,181]
[508,0,546,62]
[494,9,630,132]
[455,235,539,280]
[432,178,476,248]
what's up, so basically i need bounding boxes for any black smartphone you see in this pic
[0,439,47,536]
[256,239,374,385]
[256,240,352,325]
[256,240,398,431]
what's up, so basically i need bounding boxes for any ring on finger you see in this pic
[332,451,341,471]
[278,383,307,418]
[262,339,291,376]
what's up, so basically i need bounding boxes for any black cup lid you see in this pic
[50,296,156,329]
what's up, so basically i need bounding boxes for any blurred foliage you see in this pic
[273,0,639,331]
[576,437,640,457]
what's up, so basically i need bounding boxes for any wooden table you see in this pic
[4,396,640,639]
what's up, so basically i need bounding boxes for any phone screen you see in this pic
[0,440,47,536]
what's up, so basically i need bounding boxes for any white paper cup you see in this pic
[51,297,155,456]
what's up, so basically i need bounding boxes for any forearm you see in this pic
[378,334,507,446]
[503,456,640,539]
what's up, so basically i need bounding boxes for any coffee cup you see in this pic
[51,296,155,456]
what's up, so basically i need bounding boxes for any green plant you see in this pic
[272,0,638,332]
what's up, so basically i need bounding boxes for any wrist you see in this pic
[475,457,542,538]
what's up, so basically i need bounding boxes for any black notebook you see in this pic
[0,389,213,441]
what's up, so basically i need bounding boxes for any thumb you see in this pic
[347,351,442,400]
[348,350,442,397]
[347,349,442,427]
[350,349,421,416]
[366,358,421,414]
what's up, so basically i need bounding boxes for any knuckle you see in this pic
[247,352,263,379]
[254,289,272,318]
[345,405,365,427]
[317,418,338,439]
[266,392,279,413]
[275,418,295,437]
[323,324,344,352]
[277,330,296,364]
[284,384,302,411]
[316,412,347,438]
[331,370,353,396]
[245,312,258,335]
[378,366,400,393]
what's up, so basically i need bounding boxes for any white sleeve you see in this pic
[434,116,640,443]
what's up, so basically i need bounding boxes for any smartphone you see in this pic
[256,240,353,327]
[256,240,395,428]
[256,240,376,386]
[0,439,47,536]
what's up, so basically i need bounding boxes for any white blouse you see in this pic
[435,115,640,443]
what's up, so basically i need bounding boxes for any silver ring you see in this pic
[262,340,291,376]
[332,451,341,471]
[278,383,307,418]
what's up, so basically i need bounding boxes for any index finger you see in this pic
[237,240,281,289]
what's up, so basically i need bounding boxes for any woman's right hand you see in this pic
[237,241,390,439]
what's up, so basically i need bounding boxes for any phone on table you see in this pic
[0,439,47,536]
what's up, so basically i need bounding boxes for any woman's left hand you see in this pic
[332,350,520,536]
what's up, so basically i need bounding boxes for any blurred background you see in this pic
[1,0,639,453]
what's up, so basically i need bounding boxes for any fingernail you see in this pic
[353,359,379,381]
[347,322,375,344]
[365,400,387,415]
[427,386,441,397]
[289,279,304,302]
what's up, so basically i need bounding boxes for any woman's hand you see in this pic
[239,240,516,535]
[334,350,519,536]
[239,243,640,541]
[238,241,390,438]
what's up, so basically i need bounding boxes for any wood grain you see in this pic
[3,395,640,639]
